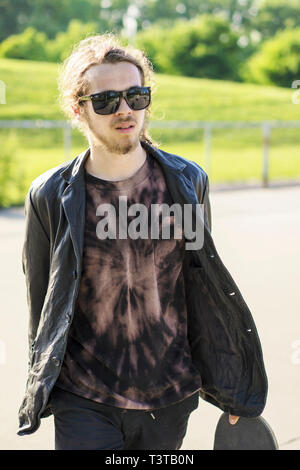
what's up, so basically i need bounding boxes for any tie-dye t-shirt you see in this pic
[55,150,202,409]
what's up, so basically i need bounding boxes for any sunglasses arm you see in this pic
[78,96,92,102]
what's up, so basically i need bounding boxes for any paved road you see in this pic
[0,185,299,450]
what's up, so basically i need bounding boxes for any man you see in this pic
[17,34,267,450]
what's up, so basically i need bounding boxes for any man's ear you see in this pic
[72,105,81,117]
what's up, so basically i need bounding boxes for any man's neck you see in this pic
[84,141,147,181]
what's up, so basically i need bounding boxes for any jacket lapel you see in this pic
[60,148,90,265]
[142,141,199,203]
[142,142,204,239]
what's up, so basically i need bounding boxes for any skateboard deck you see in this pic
[213,412,278,450]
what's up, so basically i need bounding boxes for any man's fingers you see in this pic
[229,415,240,425]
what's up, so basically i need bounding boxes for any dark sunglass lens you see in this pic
[126,88,151,110]
[92,91,120,115]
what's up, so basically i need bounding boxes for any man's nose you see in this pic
[116,97,132,114]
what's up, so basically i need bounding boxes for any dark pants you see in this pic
[48,386,199,450]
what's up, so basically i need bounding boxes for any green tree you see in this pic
[0,0,279,51]
[137,14,243,81]
[135,25,170,73]
[26,0,100,39]
[46,19,98,62]
[249,0,300,42]
[100,0,259,37]
[98,0,131,33]
[0,0,100,42]
[241,27,300,87]
[0,27,48,61]
[0,0,32,42]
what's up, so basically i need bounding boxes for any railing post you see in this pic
[64,125,72,162]
[0,80,6,104]
[204,123,212,178]
[262,122,271,188]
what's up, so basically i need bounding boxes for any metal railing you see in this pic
[150,120,300,187]
[1,119,300,187]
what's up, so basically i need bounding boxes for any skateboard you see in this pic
[213,412,279,450]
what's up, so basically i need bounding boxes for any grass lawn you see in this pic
[0,57,300,206]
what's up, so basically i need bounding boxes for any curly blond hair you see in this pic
[57,33,157,146]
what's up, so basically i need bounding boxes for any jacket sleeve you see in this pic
[192,163,212,234]
[201,174,212,234]
[22,188,50,367]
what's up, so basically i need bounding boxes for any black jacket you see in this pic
[17,141,268,435]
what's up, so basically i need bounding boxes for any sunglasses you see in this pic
[78,86,151,115]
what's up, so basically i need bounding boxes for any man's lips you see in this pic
[114,123,136,133]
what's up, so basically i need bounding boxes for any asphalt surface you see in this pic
[0,184,299,450]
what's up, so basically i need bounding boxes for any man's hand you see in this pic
[229,415,240,425]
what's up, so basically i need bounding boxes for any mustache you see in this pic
[112,118,137,127]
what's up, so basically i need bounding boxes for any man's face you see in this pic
[77,61,148,155]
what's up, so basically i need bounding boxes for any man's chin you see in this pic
[87,123,145,155]
[118,139,140,155]
[100,135,140,155]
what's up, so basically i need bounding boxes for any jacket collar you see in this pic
[59,141,187,184]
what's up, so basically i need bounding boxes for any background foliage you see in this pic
[0,56,299,207]
[1,0,300,86]
[0,0,300,207]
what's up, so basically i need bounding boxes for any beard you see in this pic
[84,112,147,155]
[94,132,140,155]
